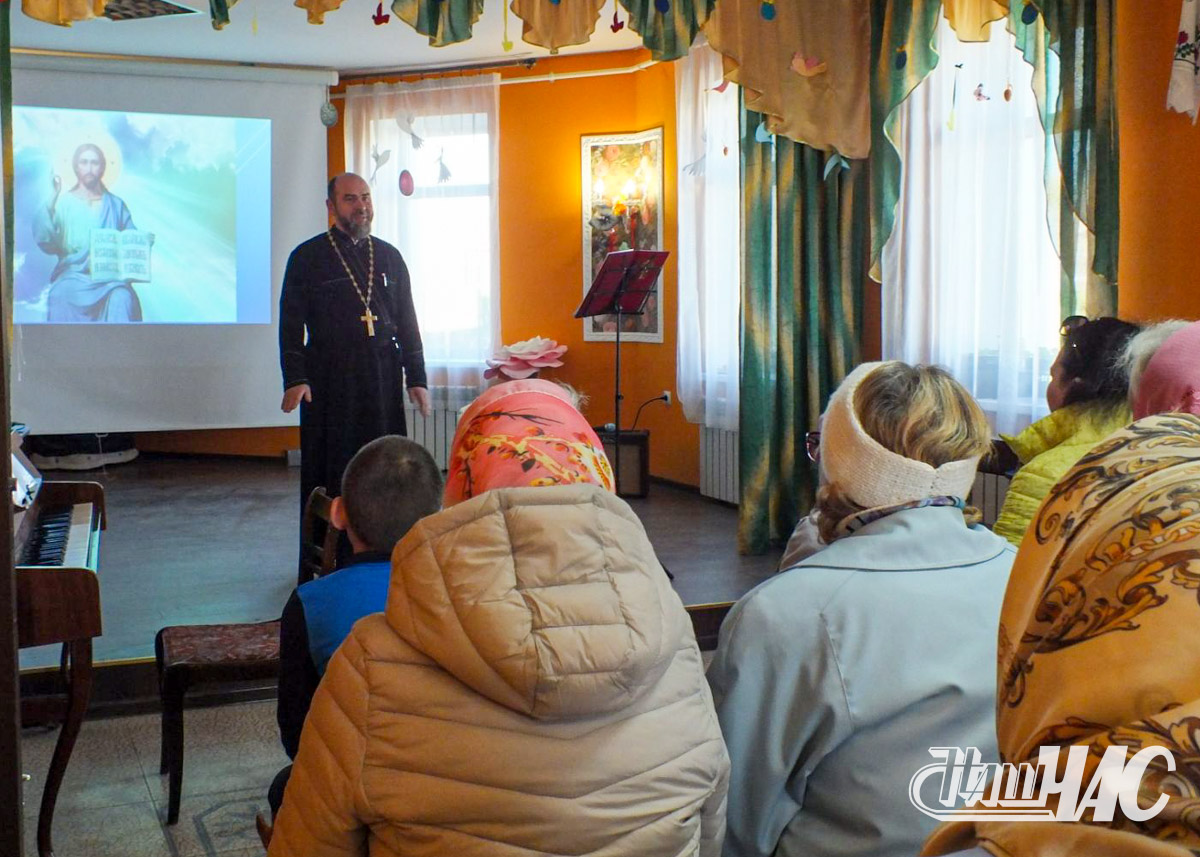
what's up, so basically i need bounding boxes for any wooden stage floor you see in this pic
[22,454,781,670]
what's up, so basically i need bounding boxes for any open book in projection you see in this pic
[90,229,152,282]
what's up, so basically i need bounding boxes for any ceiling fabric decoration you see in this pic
[511,0,606,54]
[618,0,714,62]
[388,0,484,45]
[20,0,106,26]
[942,0,1007,41]
[210,0,236,29]
[705,0,871,158]
[294,0,344,24]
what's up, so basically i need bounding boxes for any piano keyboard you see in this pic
[19,503,94,567]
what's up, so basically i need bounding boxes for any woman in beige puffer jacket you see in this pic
[268,380,729,857]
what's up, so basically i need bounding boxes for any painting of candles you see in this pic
[581,128,664,343]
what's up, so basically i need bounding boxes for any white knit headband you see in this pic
[820,361,981,509]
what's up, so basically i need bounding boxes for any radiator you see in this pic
[700,426,740,504]
[969,472,1012,529]
[404,404,462,470]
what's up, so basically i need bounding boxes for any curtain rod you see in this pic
[10,48,339,85]
[334,58,657,100]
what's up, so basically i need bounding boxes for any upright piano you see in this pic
[13,439,105,857]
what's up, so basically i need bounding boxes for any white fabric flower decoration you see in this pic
[484,337,568,380]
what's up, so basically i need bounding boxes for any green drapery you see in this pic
[391,0,485,47]
[868,0,1118,314]
[618,0,713,61]
[738,106,868,555]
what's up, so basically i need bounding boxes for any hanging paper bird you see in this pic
[683,133,706,177]
[973,83,990,101]
[371,2,389,24]
[396,113,425,150]
[436,150,452,184]
[791,53,828,77]
[760,0,776,21]
[713,79,730,93]
[755,121,774,144]
[610,7,624,32]
[369,145,392,183]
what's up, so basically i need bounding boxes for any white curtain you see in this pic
[675,42,741,433]
[882,16,1088,436]
[344,76,500,400]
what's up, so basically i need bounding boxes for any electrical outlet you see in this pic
[661,390,672,406]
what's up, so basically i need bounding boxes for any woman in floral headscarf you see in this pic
[270,379,730,857]
[924,413,1200,857]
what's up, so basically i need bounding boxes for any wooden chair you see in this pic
[154,620,281,825]
[299,486,340,586]
[685,601,734,651]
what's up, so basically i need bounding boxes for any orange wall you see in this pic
[328,50,700,485]
[1117,0,1200,322]
[494,54,697,485]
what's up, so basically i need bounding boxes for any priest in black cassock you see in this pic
[279,172,430,529]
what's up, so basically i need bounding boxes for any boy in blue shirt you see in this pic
[271,435,441,813]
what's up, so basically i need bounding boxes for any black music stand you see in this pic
[575,249,668,494]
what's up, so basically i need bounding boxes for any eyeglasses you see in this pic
[805,430,821,463]
[1060,315,1088,340]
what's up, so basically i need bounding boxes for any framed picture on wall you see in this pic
[581,128,664,343]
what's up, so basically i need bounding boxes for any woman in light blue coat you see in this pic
[708,361,1015,857]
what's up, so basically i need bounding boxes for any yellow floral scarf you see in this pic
[924,413,1200,857]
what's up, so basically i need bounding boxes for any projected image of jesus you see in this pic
[33,143,149,322]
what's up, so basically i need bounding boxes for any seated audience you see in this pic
[268,379,730,857]
[923,413,1200,856]
[992,316,1139,546]
[272,435,442,813]
[708,361,1015,857]
[1124,319,1200,419]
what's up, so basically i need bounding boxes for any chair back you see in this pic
[299,487,340,586]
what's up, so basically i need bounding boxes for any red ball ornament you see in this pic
[399,170,414,197]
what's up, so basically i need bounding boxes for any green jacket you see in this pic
[992,402,1131,547]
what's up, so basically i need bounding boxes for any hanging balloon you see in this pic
[895,47,908,70]
[654,0,669,11]
[399,170,415,197]
[1021,2,1038,24]
[760,0,776,21]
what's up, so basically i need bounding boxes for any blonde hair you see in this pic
[816,363,992,542]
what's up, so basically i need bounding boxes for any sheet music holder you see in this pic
[574,249,669,495]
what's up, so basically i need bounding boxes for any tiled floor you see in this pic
[20,702,285,857]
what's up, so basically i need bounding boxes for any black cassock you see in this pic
[279,226,426,514]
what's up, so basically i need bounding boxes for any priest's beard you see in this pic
[337,215,371,242]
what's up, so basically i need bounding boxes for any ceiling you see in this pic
[9,0,646,75]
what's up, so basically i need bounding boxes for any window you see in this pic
[882,15,1091,435]
[345,77,500,396]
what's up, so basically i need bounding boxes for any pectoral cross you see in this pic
[361,309,378,337]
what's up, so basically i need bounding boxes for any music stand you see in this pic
[575,249,668,494]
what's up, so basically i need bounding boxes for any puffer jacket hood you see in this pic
[384,483,677,720]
